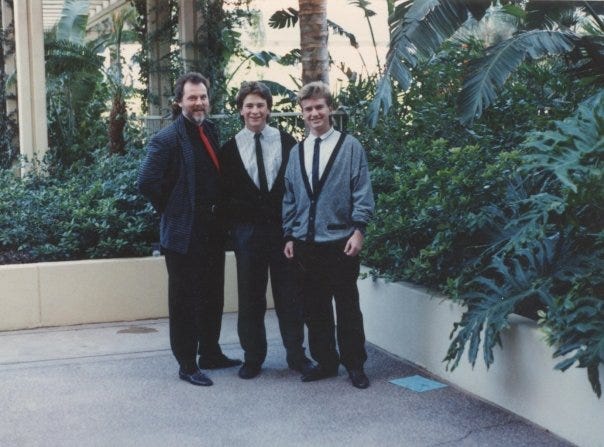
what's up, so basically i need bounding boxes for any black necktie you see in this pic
[312,137,321,193]
[255,132,269,193]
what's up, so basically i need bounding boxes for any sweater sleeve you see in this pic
[350,138,375,230]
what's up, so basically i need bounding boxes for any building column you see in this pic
[147,0,173,117]
[178,0,199,72]
[13,0,48,175]
[1,0,16,115]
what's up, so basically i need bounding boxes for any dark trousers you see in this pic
[293,239,367,371]
[232,223,306,367]
[163,225,225,372]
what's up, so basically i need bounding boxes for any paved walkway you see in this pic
[1,311,572,447]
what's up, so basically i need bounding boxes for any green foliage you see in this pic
[358,42,589,283]
[56,0,90,43]
[0,144,157,264]
[190,0,255,112]
[444,91,604,396]
[345,38,602,396]
[458,30,575,125]
[371,0,604,126]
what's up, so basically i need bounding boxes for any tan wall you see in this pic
[0,253,272,331]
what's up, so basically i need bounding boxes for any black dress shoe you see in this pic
[300,364,338,382]
[179,368,213,386]
[348,369,370,389]
[289,357,315,376]
[238,363,261,379]
[198,354,242,370]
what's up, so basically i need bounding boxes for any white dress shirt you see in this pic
[235,125,282,190]
[303,127,339,191]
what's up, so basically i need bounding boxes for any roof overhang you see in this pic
[42,0,131,32]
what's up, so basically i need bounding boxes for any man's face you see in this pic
[179,81,210,125]
[301,97,332,136]
[240,93,269,133]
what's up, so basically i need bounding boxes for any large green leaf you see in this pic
[369,0,491,126]
[56,0,90,44]
[458,30,576,125]
[521,90,604,192]
[445,236,563,371]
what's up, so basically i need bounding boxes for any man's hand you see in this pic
[344,230,364,257]
[284,241,295,259]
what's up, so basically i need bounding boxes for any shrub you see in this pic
[0,145,157,264]
[351,42,594,286]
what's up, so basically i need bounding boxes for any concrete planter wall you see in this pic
[0,253,256,331]
[358,271,604,447]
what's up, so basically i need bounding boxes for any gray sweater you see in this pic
[282,132,374,243]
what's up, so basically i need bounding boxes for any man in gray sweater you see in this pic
[283,81,374,389]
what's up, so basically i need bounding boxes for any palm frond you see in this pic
[279,49,302,66]
[260,80,297,104]
[247,50,280,66]
[45,40,104,76]
[268,8,298,29]
[458,30,576,125]
[348,0,377,18]
[369,0,490,126]
[569,35,604,83]
[327,19,359,48]
[56,0,90,44]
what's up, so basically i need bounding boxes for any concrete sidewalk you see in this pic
[1,311,572,447]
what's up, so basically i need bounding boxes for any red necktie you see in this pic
[198,126,220,173]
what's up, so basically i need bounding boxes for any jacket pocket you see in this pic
[327,223,348,230]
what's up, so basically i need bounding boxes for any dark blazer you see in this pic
[138,114,221,254]
[220,129,296,226]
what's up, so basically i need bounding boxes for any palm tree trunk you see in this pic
[299,0,329,85]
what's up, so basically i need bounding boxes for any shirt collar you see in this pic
[318,127,335,141]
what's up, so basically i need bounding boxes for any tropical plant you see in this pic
[45,10,107,166]
[444,91,604,397]
[346,36,601,395]
[45,0,142,164]
[370,0,604,126]
[97,6,139,155]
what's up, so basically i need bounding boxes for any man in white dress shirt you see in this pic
[220,81,313,379]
